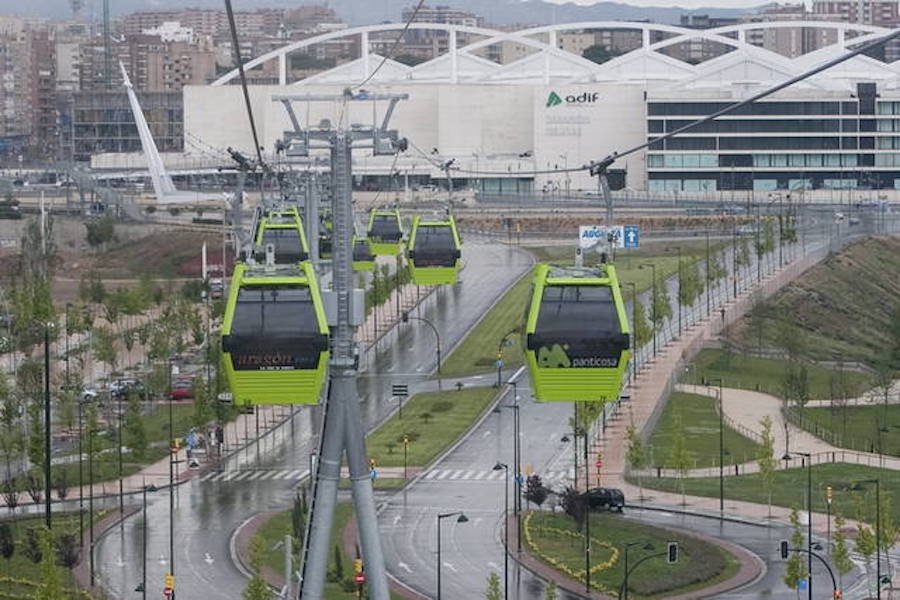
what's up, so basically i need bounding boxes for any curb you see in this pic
[72,504,142,598]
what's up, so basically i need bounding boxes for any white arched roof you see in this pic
[211,20,900,90]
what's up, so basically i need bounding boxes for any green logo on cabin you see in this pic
[537,344,571,368]
[545,91,563,108]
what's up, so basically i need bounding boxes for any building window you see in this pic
[753,179,778,191]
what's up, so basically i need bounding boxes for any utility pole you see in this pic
[277,91,408,600]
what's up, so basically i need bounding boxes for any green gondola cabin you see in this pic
[221,262,329,404]
[524,263,630,402]
[407,215,462,285]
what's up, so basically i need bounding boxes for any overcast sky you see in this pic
[543,0,803,8]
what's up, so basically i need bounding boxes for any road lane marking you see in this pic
[443,562,457,573]
[398,562,412,573]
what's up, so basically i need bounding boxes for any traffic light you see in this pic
[833,590,842,600]
[353,559,363,574]
[780,540,789,559]
[401,312,409,323]
[369,458,377,468]
[164,572,175,588]
[826,485,833,503]
[666,542,678,564]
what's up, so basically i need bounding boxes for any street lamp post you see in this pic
[640,263,657,357]
[88,408,95,587]
[794,451,813,600]
[402,435,409,480]
[853,478,883,599]
[493,462,509,600]
[710,377,725,520]
[402,312,442,390]
[136,481,157,600]
[503,380,522,553]
[562,429,591,592]
[626,282,638,383]
[676,247,683,336]
[77,395,84,546]
[43,323,52,528]
[436,512,468,600]
[167,357,176,599]
[705,230,711,316]
[620,542,654,600]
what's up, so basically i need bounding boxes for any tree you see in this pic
[782,507,808,594]
[34,528,64,600]
[757,416,777,518]
[650,276,673,334]
[559,486,586,531]
[55,533,80,568]
[243,536,273,600]
[93,325,118,375]
[22,528,42,563]
[668,415,691,505]
[632,299,652,351]
[0,522,14,559]
[832,513,853,588]
[678,261,703,311]
[484,572,502,600]
[625,422,647,502]
[79,270,107,304]
[192,377,213,429]
[524,474,549,508]
[292,489,308,545]
[332,544,344,581]
[54,470,69,501]
[543,580,558,600]
[84,214,116,249]
[124,392,147,459]
[582,44,619,64]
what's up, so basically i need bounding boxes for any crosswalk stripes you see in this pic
[418,468,570,483]
[201,468,312,484]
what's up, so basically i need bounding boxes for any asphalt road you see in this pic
[94,237,533,599]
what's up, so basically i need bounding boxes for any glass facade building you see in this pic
[645,83,900,191]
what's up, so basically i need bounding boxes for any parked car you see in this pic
[169,376,194,400]
[110,378,143,398]
[582,487,625,512]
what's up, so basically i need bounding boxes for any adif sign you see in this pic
[579,225,624,249]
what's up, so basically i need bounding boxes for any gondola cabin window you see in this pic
[532,285,627,369]
[229,286,325,370]
[412,225,457,267]
[260,228,305,263]
[369,215,403,241]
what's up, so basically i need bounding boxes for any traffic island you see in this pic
[510,510,761,600]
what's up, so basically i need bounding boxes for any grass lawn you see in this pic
[366,387,496,467]
[684,348,871,400]
[253,503,404,600]
[798,404,900,457]
[0,510,104,599]
[635,462,900,523]
[647,392,761,468]
[338,478,405,490]
[440,272,531,377]
[525,511,740,599]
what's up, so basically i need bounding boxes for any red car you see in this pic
[169,376,194,400]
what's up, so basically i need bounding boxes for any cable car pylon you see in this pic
[270,91,409,600]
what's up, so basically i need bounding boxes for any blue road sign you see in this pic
[496,360,504,368]
[623,225,640,248]
[798,578,808,591]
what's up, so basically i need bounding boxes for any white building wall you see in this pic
[533,84,648,191]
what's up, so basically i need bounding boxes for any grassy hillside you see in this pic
[737,235,900,365]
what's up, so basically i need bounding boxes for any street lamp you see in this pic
[561,429,591,592]
[638,263,657,356]
[620,542,654,600]
[496,329,518,388]
[852,478,888,600]
[167,356,176,600]
[792,451,813,600]
[709,377,725,520]
[492,462,509,600]
[436,512,468,600]
[502,379,522,552]
[402,312,442,390]
[43,321,52,529]
[625,282,638,383]
[135,481,158,600]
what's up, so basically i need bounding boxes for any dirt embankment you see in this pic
[735,234,900,364]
